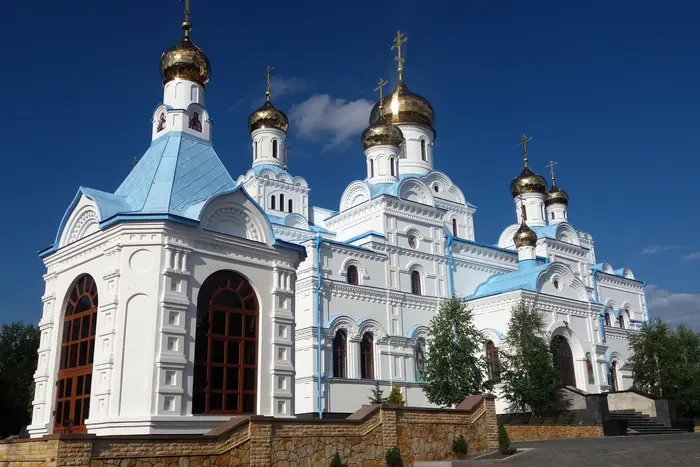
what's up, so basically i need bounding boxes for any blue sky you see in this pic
[1,1,698,328]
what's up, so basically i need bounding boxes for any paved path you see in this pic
[473,433,700,466]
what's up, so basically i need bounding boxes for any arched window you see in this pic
[586,353,595,384]
[390,157,395,176]
[193,270,259,414]
[605,312,612,327]
[288,199,293,213]
[415,339,426,382]
[280,194,285,211]
[270,195,276,210]
[452,219,458,237]
[411,270,422,295]
[609,361,619,391]
[540,204,545,219]
[272,140,278,158]
[421,139,426,161]
[486,341,500,383]
[552,335,576,387]
[347,265,359,285]
[360,332,374,379]
[370,159,374,178]
[618,314,625,329]
[54,274,98,433]
[332,330,347,378]
[551,212,556,219]
[254,141,258,159]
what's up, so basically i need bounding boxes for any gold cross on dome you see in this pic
[545,160,558,184]
[374,78,388,116]
[391,31,408,81]
[264,65,274,101]
[517,134,532,168]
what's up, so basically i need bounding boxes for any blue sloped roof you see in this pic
[469,262,549,299]
[531,224,558,240]
[114,132,235,219]
[252,164,291,177]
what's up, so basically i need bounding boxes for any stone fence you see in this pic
[0,396,498,467]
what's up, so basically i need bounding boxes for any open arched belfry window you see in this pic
[54,274,98,433]
[411,270,421,295]
[347,265,359,285]
[360,332,374,379]
[485,340,500,383]
[332,330,347,378]
[194,270,259,415]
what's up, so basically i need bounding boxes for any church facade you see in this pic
[27,9,646,437]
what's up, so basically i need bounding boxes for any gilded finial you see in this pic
[181,0,192,37]
[264,65,274,103]
[517,134,532,168]
[391,31,408,81]
[374,78,388,117]
[545,160,558,186]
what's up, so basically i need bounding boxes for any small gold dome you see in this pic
[248,99,289,134]
[160,22,211,88]
[369,81,434,132]
[361,117,404,150]
[546,185,569,206]
[510,167,547,198]
[513,222,538,248]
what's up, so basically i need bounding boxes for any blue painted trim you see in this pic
[52,189,86,251]
[642,280,650,323]
[484,327,505,340]
[321,238,387,257]
[314,235,324,419]
[445,234,455,297]
[344,230,387,244]
[101,213,200,229]
[599,311,607,344]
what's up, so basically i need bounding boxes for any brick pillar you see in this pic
[484,397,499,450]
[249,421,272,467]
[56,438,93,467]
[380,407,398,452]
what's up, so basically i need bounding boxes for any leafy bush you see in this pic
[452,435,468,456]
[329,453,347,467]
[498,423,516,455]
[385,447,404,467]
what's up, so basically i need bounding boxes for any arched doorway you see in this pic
[193,271,259,414]
[552,335,576,387]
[54,274,98,433]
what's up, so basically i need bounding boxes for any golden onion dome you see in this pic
[513,221,538,248]
[510,167,547,198]
[160,22,211,88]
[361,116,404,150]
[248,98,289,134]
[369,81,434,132]
[546,185,569,206]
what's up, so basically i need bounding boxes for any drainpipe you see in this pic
[642,280,650,323]
[314,235,324,419]
[445,234,455,297]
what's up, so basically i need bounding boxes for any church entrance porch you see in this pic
[54,274,98,433]
[193,270,259,415]
[552,335,576,387]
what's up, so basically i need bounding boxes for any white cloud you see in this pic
[682,252,700,261]
[640,245,684,255]
[646,284,700,331]
[289,94,373,150]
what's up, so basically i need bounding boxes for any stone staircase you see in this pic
[609,410,687,435]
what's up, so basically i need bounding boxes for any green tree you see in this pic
[0,321,40,438]
[386,385,405,406]
[422,297,486,407]
[368,381,385,404]
[629,319,700,417]
[499,301,561,416]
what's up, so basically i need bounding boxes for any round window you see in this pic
[553,279,561,290]
[433,184,440,193]
[408,235,417,249]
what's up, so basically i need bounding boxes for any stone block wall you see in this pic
[0,396,498,467]
[505,425,603,442]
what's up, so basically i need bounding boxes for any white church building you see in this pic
[26,8,647,437]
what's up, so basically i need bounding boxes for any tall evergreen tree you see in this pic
[499,301,560,416]
[422,297,486,407]
[0,321,40,438]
